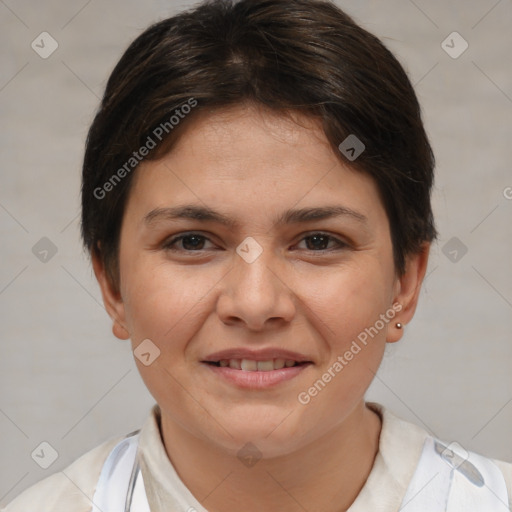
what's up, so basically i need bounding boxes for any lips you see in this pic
[203,355,312,389]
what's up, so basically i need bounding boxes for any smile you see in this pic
[203,360,312,389]
[206,358,306,371]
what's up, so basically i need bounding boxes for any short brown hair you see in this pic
[81,0,436,291]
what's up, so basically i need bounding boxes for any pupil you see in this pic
[307,235,328,250]
[183,235,204,250]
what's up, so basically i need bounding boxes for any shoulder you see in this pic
[1,435,124,512]
[368,402,512,510]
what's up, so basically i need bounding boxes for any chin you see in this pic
[215,431,302,461]
[207,412,305,453]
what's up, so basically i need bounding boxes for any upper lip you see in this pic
[202,348,313,363]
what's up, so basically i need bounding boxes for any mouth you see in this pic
[202,359,312,389]
[201,349,313,388]
[203,358,310,371]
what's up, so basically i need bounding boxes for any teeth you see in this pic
[214,358,302,371]
[241,359,258,371]
[274,358,285,369]
[257,360,274,371]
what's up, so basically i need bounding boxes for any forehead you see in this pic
[137,103,336,181]
[126,103,385,228]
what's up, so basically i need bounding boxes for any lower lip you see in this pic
[202,363,311,389]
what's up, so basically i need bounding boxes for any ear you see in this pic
[387,243,430,343]
[91,247,130,340]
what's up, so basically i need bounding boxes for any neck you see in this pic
[159,402,382,512]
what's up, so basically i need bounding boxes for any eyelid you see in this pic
[293,232,349,251]
[162,232,217,251]
[162,231,349,252]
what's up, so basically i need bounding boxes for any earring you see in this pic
[396,323,403,329]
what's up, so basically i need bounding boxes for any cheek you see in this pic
[305,261,394,341]
[294,268,391,419]
[121,256,218,346]
[121,259,220,403]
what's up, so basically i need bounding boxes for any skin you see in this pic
[93,103,429,512]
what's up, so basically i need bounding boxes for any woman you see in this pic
[3,0,510,510]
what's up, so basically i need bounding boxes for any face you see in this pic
[95,103,427,458]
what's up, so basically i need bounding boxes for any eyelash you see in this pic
[161,232,349,253]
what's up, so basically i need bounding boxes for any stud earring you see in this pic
[396,323,403,329]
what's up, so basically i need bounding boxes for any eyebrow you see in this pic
[143,204,368,229]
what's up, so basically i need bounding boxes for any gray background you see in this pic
[1,0,511,505]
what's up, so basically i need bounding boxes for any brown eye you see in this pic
[181,235,206,250]
[305,234,330,250]
[297,233,347,251]
[163,233,214,251]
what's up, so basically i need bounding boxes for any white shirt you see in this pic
[3,402,511,511]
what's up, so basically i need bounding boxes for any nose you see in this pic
[216,246,296,331]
